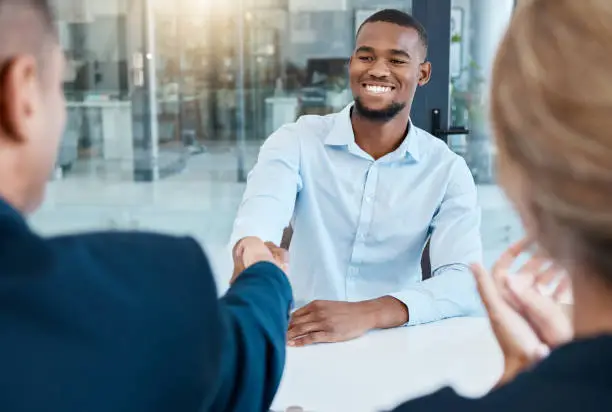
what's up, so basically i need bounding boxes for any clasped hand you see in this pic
[231,237,289,283]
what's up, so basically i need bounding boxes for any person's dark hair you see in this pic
[357,9,428,53]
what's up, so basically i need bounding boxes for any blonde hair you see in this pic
[491,0,612,275]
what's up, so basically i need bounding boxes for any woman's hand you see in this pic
[472,239,573,386]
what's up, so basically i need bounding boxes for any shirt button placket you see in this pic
[347,163,379,299]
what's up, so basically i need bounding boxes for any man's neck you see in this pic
[572,270,612,339]
[0,152,35,215]
[351,108,412,160]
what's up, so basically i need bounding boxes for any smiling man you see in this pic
[230,9,483,346]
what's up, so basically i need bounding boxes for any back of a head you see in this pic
[0,0,55,43]
[0,0,56,84]
[0,0,64,214]
[491,0,612,279]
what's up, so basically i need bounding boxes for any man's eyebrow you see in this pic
[390,49,412,59]
[355,46,375,53]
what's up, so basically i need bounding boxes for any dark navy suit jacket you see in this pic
[0,199,292,412]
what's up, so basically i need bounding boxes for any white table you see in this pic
[272,317,503,412]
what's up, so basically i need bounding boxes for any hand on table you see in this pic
[287,300,375,347]
[286,297,408,347]
[231,237,289,284]
[472,239,573,386]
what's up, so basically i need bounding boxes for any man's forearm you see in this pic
[347,267,475,331]
[390,265,479,326]
[361,296,409,330]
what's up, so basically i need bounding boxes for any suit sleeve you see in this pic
[210,261,293,412]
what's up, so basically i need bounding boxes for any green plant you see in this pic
[449,34,487,132]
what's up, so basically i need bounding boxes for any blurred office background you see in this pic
[36,0,517,283]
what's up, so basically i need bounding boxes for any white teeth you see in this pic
[365,85,392,94]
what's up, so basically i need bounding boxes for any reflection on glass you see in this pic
[449,0,514,184]
[449,0,522,267]
[56,0,134,180]
[55,0,416,183]
[42,0,418,275]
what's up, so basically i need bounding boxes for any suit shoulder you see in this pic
[46,231,219,325]
[50,230,199,252]
[48,231,210,274]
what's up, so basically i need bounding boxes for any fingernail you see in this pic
[287,341,295,347]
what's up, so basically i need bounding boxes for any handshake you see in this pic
[231,237,290,283]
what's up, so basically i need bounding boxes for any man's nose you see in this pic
[368,58,391,78]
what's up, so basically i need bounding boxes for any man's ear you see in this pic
[418,61,432,87]
[0,55,38,143]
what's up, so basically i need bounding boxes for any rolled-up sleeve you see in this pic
[391,157,483,326]
[229,125,303,247]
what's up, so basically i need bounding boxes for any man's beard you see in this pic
[354,98,407,122]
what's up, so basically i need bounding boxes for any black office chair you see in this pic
[280,226,433,281]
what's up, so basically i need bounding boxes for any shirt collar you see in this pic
[324,103,421,162]
[324,104,355,146]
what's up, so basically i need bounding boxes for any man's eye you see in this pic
[359,56,374,62]
[390,59,407,65]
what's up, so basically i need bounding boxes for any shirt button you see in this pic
[357,233,366,240]
[365,196,373,203]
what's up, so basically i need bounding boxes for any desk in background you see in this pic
[65,100,133,162]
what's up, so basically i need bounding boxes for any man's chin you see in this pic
[354,95,390,108]
[356,102,388,113]
[353,98,406,122]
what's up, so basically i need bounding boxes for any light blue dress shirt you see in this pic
[230,104,483,326]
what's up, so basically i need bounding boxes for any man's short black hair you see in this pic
[357,9,428,52]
